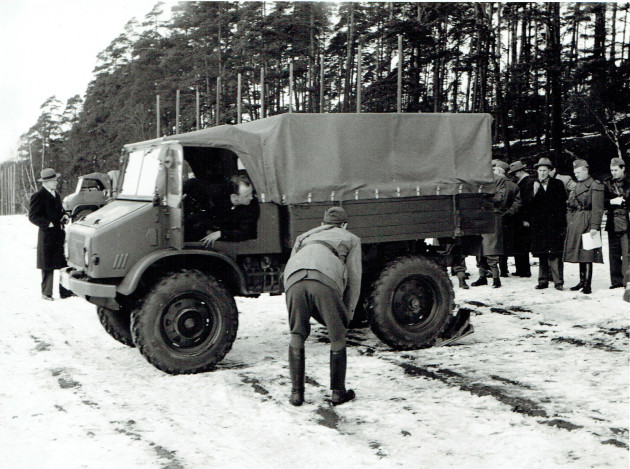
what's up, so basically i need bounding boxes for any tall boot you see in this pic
[288,346,305,406]
[471,270,488,286]
[490,266,501,288]
[570,263,586,291]
[456,271,469,289]
[582,263,593,294]
[330,349,355,406]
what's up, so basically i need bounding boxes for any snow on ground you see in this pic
[0,214,628,468]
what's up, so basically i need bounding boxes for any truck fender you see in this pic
[116,249,247,297]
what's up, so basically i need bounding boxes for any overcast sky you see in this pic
[0,0,176,163]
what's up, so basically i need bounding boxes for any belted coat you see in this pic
[28,187,67,270]
[563,177,604,263]
[529,178,567,257]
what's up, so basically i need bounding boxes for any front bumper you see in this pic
[60,267,117,298]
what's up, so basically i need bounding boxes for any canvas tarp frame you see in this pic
[126,113,494,205]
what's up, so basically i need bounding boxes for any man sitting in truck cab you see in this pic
[183,174,260,246]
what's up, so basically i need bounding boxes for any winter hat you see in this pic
[508,161,527,174]
[573,159,589,169]
[323,206,348,226]
[38,168,59,181]
[610,158,625,168]
[534,157,554,169]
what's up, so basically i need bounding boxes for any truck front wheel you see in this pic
[370,256,453,350]
[131,270,238,374]
[97,306,134,347]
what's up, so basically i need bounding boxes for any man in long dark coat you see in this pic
[564,159,604,294]
[495,161,522,277]
[529,158,567,290]
[508,161,534,277]
[603,157,630,289]
[28,168,69,300]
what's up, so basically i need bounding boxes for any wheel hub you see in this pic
[162,298,213,348]
[392,277,434,326]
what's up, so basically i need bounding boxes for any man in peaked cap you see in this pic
[603,157,630,289]
[28,168,70,300]
[283,206,362,407]
[563,159,604,294]
[529,157,568,290]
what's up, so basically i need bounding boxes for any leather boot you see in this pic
[570,263,586,291]
[490,266,501,288]
[582,263,593,294]
[330,349,355,406]
[288,346,305,406]
[470,274,487,286]
[456,272,469,289]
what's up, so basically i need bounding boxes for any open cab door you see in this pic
[158,144,184,249]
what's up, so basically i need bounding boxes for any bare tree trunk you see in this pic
[547,2,563,166]
[343,3,355,113]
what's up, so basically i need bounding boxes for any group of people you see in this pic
[456,156,629,295]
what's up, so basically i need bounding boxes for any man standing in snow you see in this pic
[603,158,630,289]
[28,168,69,300]
[283,206,362,406]
[529,158,567,290]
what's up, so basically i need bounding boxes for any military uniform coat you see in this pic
[481,174,508,256]
[529,178,567,257]
[28,187,67,270]
[563,176,604,263]
[501,179,522,256]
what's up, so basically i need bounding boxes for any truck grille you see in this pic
[68,232,85,267]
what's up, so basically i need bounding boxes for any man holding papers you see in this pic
[564,159,605,294]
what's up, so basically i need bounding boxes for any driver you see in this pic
[183,174,260,246]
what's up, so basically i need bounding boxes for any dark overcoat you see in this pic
[28,187,67,270]
[501,179,522,256]
[529,178,567,257]
[513,175,534,255]
[603,174,630,234]
[563,177,604,263]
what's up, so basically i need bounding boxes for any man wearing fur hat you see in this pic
[28,168,70,300]
[283,206,362,407]
[529,158,567,290]
[563,159,604,294]
[603,157,630,289]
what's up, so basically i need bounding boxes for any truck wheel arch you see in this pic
[117,249,246,298]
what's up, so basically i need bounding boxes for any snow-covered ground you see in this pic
[0,214,628,468]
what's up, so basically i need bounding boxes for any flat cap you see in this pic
[610,157,625,167]
[494,160,509,171]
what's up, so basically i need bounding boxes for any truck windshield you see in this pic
[119,147,161,198]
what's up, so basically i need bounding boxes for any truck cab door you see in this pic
[160,144,184,249]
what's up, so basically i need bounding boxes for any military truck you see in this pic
[63,170,120,221]
[61,113,495,375]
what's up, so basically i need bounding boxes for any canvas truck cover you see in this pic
[126,113,494,205]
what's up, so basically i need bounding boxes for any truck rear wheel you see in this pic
[370,256,453,350]
[97,306,135,347]
[131,269,238,374]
